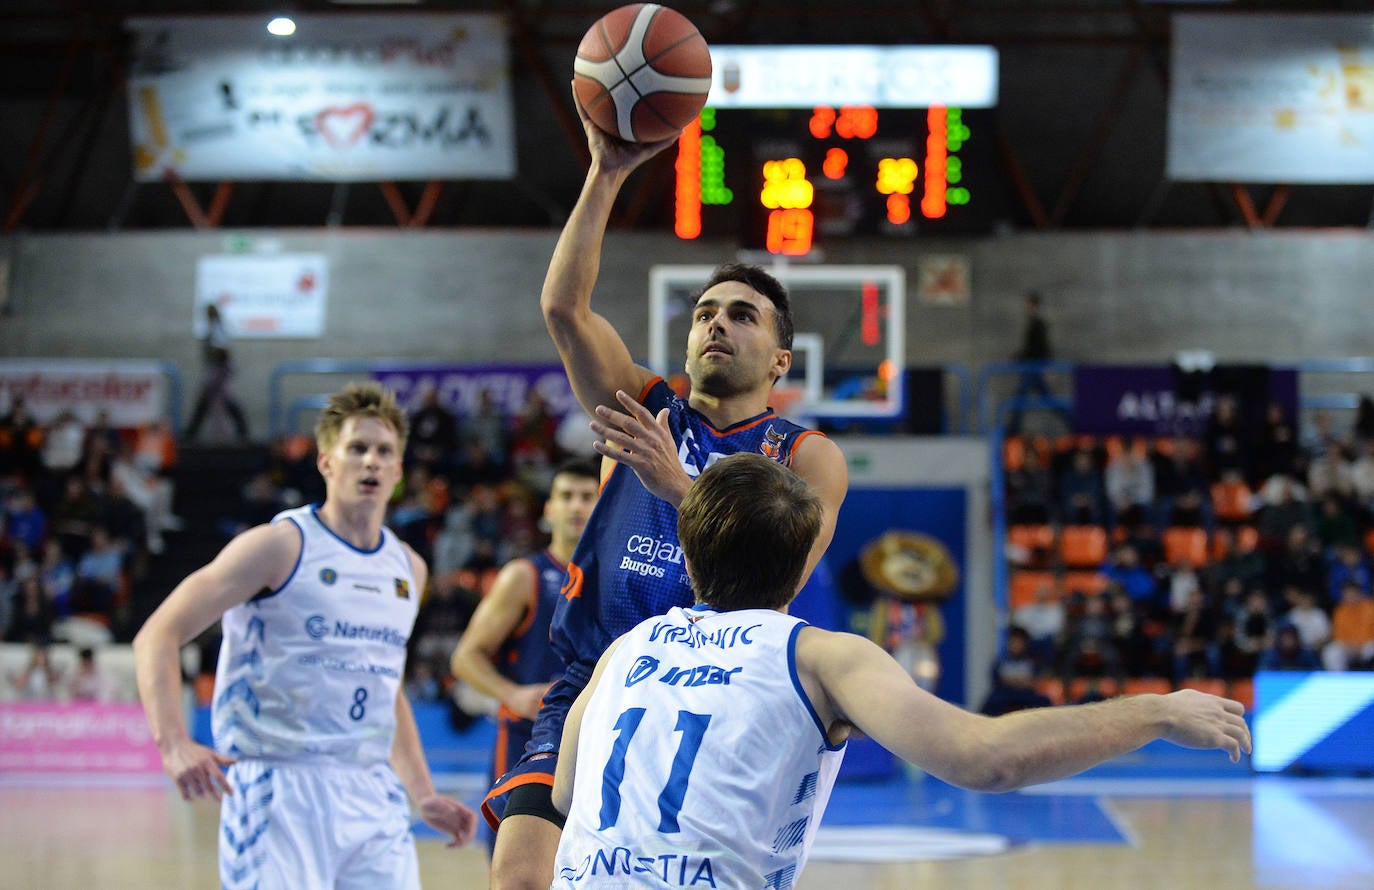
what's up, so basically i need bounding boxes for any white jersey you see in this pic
[213,505,419,766]
[554,606,846,890]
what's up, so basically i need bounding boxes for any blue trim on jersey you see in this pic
[254,516,305,602]
[309,503,386,555]
[788,622,845,753]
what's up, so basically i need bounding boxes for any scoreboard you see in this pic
[674,46,999,254]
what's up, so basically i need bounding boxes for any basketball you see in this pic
[573,4,713,143]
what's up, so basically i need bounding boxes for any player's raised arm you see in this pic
[132,521,299,801]
[541,87,679,417]
[801,629,1251,792]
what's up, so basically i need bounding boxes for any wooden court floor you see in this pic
[2,781,1370,889]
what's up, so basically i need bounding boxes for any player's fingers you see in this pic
[1222,697,1245,716]
[594,404,638,434]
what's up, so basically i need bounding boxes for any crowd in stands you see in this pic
[988,396,1374,714]
[1,398,182,654]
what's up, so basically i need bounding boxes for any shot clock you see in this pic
[675,45,999,254]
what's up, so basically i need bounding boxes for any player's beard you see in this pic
[687,352,758,398]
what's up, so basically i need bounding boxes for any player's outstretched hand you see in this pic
[420,794,479,849]
[570,82,678,175]
[1159,689,1252,763]
[162,739,235,802]
[592,390,691,507]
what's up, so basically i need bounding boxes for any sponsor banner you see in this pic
[1169,14,1374,183]
[127,14,515,182]
[707,46,998,108]
[0,703,163,775]
[196,253,328,338]
[0,359,168,427]
[1071,364,1298,437]
[372,364,581,421]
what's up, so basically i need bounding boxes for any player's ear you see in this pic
[771,348,792,382]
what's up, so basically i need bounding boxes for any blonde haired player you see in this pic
[551,453,1251,888]
[134,382,477,888]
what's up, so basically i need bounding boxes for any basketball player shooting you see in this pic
[550,453,1252,888]
[480,78,849,890]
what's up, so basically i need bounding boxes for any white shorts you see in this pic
[220,760,419,890]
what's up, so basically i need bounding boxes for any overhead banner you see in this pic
[126,14,516,182]
[0,359,169,427]
[196,253,328,338]
[1168,13,1374,183]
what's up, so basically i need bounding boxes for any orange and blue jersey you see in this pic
[483,377,822,827]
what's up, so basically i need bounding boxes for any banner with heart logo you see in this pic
[126,14,515,182]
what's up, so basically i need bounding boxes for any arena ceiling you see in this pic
[1,0,1372,232]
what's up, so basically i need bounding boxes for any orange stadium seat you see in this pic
[1008,524,1056,567]
[1122,677,1173,697]
[1163,526,1209,568]
[1180,677,1227,698]
[1212,479,1254,523]
[1060,525,1108,568]
[1035,677,1064,706]
[1228,678,1255,712]
[1003,436,1026,472]
[1062,571,1110,597]
[1068,676,1120,702]
[1010,570,1057,609]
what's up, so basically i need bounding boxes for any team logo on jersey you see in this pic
[625,655,659,687]
[759,424,786,459]
[394,578,410,599]
[319,568,338,586]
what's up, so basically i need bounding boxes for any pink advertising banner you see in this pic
[0,703,163,776]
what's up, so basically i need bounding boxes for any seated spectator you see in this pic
[1234,589,1275,670]
[1255,475,1313,546]
[1321,582,1374,671]
[220,471,289,538]
[99,474,150,556]
[1154,438,1212,529]
[1307,448,1354,502]
[1104,544,1159,612]
[1164,557,1203,615]
[66,647,115,702]
[1011,579,1064,666]
[1350,439,1374,511]
[1108,589,1155,677]
[463,388,509,465]
[1253,401,1300,484]
[509,390,560,483]
[50,476,99,558]
[1203,395,1250,482]
[1300,408,1344,461]
[72,526,124,616]
[40,411,86,479]
[1060,594,1123,687]
[1268,526,1326,603]
[404,659,445,703]
[5,576,54,643]
[408,383,460,477]
[1058,447,1107,526]
[980,626,1052,716]
[1209,528,1266,593]
[1005,438,1054,525]
[0,397,44,479]
[1171,589,1219,681]
[1326,543,1372,604]
[109,440,178,554]
[8,642,60,700]
[1105,437,1155,528]
[1281,588,1332,654]
[38,539,75,617]
[1257,624,1320,671]
[411,573,479,666]
[5,488,48,554]
[1314,494,1360,552]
